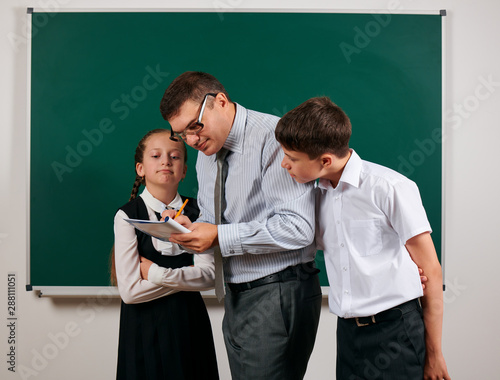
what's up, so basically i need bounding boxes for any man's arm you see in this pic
[216,139,315,256]
[165,211,218,253]
[172,134,316,255]
[405,232,451,380]
[169,221,218,253]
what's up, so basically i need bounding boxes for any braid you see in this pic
[129,175,144,201]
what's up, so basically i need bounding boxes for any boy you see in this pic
[275,97,450,380]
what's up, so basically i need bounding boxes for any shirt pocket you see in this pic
[348,219,383,256]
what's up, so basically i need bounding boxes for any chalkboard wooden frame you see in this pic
[27,8,446,296]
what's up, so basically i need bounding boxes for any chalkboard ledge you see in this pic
[31,286,120,298]
[30,286,330,298]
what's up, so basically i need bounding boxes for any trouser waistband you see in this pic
[227,262,319,293]
[344,298,421,327]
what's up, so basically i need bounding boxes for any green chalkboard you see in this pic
[29,11,443,289]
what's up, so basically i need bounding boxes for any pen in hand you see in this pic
[174,199,189,219]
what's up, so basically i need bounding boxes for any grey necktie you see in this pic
[214,148,229,301]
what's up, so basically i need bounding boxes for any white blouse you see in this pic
[114,188,215,304]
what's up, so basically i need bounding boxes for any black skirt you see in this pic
[116,291,219,380]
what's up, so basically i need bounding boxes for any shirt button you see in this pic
[344,290,349,294]
[340,243,344,247]
[336,220,340,224]
[343,267,347,271]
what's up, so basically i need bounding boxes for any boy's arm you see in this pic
[405,232,451,380]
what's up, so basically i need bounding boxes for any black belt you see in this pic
[345,298,421,327]
[227,262,319,293]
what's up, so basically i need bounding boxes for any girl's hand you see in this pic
[139,256,153,280]
[160,209,177,221]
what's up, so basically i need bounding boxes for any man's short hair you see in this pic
[159,71,231,121]
[275,97,351,159]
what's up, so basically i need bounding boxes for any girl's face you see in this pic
[136,132,187,191]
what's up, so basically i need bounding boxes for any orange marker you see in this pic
[174,199,189,219]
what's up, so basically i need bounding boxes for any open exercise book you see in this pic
[124,217,191,242]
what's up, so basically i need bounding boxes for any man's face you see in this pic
[169,97,229,157]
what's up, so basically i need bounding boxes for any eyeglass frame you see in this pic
[170,93,218,142]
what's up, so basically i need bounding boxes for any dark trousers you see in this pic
[336,299,426,380]
[222,271,322,380]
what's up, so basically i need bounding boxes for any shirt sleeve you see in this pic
[218,139,316,256]
[148,252,215,290]
[385,179,432,244]
[114,210,213,304]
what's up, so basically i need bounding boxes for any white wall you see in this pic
[1,0,499,379]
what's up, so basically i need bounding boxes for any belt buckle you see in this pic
[355,315,376,327]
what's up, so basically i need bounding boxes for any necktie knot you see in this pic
[217,147,229,161]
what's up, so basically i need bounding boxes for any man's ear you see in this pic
[214,92,230,108]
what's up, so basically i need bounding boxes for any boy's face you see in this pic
[280,146,322,184]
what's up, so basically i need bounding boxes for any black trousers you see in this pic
[336,299,425,380]
[223,271,322,380]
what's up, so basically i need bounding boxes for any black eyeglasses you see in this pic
[170,93,218,142]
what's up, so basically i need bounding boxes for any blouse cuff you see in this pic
[148,263,163,285]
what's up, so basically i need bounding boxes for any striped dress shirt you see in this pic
[196,103,316,284]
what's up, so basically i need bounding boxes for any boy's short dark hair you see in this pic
[275,97,352,159]
[159,71,231,121]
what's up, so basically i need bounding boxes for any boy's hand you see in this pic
[406,232,449,380]
[139,256,153,280]
[169,222,218,253]
[424,352,451,380]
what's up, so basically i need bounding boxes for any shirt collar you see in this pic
[222,102,246,155]
[318,149,362,190]
[140,187,183,213]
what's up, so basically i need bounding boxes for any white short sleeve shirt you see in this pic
[316,150,430,318]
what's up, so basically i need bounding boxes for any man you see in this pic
[158,72,322,380]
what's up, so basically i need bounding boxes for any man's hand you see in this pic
[171,214,192,228]
[169,222,218,253]
[420,267,428,290]
[139,256,153,280]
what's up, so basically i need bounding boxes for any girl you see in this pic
[112,129,219,380]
